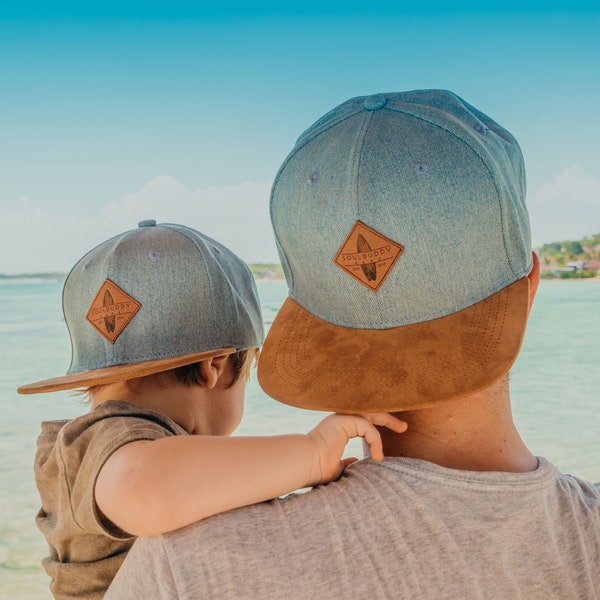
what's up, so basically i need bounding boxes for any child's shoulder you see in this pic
[37,401,188,476]
[53,400,187,446]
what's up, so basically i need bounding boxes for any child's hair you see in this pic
[83,347,259,401]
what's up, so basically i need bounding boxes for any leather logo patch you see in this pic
[86,279,141,344]
[334,220,404,292]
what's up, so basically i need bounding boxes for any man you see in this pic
[106,90,600,599]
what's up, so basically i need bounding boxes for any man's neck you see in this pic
[379,376,538,473]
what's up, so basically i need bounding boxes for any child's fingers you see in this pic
[310,412,408,482]
[356,420,384,461]
[331,412,407,462]
[334,415,385,461]
[360,412,408,433]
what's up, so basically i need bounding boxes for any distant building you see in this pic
[566,261,587,271]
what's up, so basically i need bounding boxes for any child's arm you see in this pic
[95,413,407,537]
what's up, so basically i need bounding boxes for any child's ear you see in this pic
[198,355,231,390]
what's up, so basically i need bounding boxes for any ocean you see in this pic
[1,278,599,598]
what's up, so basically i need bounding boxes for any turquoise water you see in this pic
[1,279,599,598]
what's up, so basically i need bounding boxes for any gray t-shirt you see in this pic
[106,456,600,599]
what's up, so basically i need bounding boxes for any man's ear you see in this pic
[198,355,231,390]
[527,251,541,309]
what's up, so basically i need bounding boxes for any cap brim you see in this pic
[258,278,530,412]
[17,348,236,395]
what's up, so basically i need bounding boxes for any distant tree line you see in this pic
[537,233,600,279]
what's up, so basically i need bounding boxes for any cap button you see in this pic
[363,94,387,111]
[138,219,157,228]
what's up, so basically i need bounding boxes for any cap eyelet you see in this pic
[363,94,387,111]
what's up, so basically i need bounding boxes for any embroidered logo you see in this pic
[334,220,404,292]
[86,279,141,343]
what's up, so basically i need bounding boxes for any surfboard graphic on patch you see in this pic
[103,289,116,334]
[86,279,141,343]
[356,233,377,281]
[334,220,404,292]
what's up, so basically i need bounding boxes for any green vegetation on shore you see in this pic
[536,233,600,279]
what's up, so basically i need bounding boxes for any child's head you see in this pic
[18,221,264,395]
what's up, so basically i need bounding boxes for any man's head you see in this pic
[18,220,264,395]
[258,90,532,413]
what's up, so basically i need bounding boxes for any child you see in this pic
[18,220,407,600]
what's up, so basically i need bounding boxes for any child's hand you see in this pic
[306,413,408,486]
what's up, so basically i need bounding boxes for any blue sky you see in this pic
[1,1,599,273]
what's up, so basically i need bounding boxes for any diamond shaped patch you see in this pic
[86,279,141,344]
[334,220,404,292]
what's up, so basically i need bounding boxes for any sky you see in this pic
[1,1,599,274]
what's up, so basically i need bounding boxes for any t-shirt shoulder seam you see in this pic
[369,457,557,490]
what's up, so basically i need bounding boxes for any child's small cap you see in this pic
[18,221,264,394]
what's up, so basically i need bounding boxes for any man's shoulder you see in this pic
[108,457,600,600]
[556,470,600,502]
[169,456,600,538]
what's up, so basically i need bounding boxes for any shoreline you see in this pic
[540,275,600,282]
[3,276,599,284]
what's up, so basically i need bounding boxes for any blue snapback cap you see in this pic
[19,221,264,394]
[258,90,532,412]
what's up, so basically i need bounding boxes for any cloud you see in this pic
[528,165,600,246]
[7,165,596,274]
[102,176,277,262]
[0,178,277,274]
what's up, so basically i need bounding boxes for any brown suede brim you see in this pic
[257,277,530,412]
[17,348,236,395]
